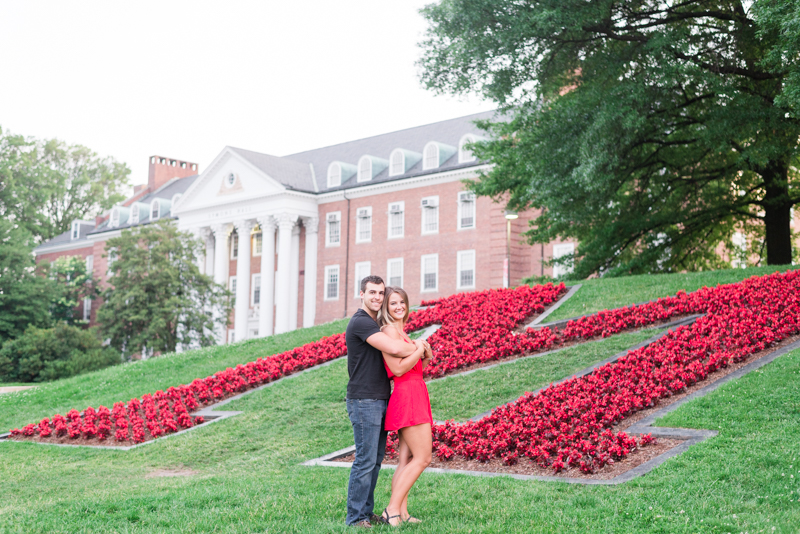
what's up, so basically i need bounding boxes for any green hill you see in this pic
[1,265,798,533]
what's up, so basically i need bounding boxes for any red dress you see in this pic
[384,339,433,431]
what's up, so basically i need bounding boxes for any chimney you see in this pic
[133,184,146,194]
[148,156,199,192]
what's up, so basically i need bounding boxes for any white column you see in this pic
[257,216,277,337]
[233,219,255,342]
[211,223,232,343]
[302,216,318,328]
[274,213,297,334]
[201,228,214,276]
[289,224,301,331]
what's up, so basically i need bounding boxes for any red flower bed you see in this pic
[385,271,800,473]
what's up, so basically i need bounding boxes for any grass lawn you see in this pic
[1,266,798,533]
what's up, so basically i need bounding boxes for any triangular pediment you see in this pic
[174,148,292,213]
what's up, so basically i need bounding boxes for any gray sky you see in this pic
[0,1,493,191]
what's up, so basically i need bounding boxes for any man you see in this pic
[345,275,424,528]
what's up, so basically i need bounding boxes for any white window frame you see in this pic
[151,200,160,221]
[130,204,140,225]
[106,248,117,277]
[229,275,237,294]
[327,162,341,188]
[326,211,342,247]
[110,207,120,228]
[358,156,372,183]
[71,222,80,240]
[552,243,575,278]
[230,233,239,260]
[354,261,371,297]
[420,253,439,293]
[228,329,235,344]
[355,206,372,243]
[423,142,439,170]
[389,150,405,176]
[83,297,92,322]
[387,257,403,288]
[85,255,94,275]
[251,273,261,306]
[324,265,340,301]
[459,134,477,163]
[421,196,439,235]
[252,231,263,256]
[457,249,476,289]
[170,194,182,216]
[387,201,404,239]
[458,191,477,230]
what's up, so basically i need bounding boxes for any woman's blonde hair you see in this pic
[378,286,410,327]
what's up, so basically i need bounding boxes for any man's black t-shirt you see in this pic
[346,308,391,400]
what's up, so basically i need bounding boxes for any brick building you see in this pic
[35,111,575,345]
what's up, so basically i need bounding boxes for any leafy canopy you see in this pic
[48,255,99,326]
[0,126,130,243]
[97,220,232,359]
[419,0,800,277]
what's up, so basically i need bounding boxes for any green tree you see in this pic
[419,0,800,277]
[0,126,131,243]
[97,220,231,359]
[0,323,120,383]
[0,219,53,345]
[49,255,99,326]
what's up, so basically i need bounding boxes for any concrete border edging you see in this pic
[304,331,800,485]
[525,284,582,328]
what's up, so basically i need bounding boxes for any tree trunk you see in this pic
[762,162,794,265]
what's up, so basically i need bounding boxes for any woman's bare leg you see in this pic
[385,423,431,525]
[391,433,411,515]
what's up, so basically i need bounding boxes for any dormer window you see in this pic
[71,222,80,240]
[110,208,119,228]
[358,157,371,183]
[389,149,422,177]
[390,150,405,176]
[131,205,140,225]
[109,206,130,228]
[424,143,439,170]
[327,161,356,188]
[170,194,182,216]
[328,163,341,187]
[459,134,480,163]
[151,200,160,220]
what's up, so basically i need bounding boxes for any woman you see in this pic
[378,286,433,527]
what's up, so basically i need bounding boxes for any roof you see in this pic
[88,175,199,236]
[250,110,499,193]
[34,221,94,253]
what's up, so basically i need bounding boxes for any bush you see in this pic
[0,323,121,383]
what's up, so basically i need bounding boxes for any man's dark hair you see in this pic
[360,275,384,293]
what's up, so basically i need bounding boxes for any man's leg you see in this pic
[366,401,388,517]
[345,399,386,525]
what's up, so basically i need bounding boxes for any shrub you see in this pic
[0,323,120,382]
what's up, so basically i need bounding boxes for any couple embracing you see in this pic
[345,275,433,528]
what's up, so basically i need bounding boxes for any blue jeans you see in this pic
[345,398,388,525]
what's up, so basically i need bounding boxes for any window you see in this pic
[252,273,261,306]
[229,276,237,294]
[71,222,80,240]
[324,265,340,300]
[130,205,140,225]
[151,201,160,221]
[423,143,439,170]
[421,254,438,292]
[388,202,404,239]
[356,207,372,243]
[83,298,92,322]
[459,134,477,163]
[106,248,117,277]
[358,156,372,182]
[387,257,403,288]
[458,192,476,229]
[731,232,747,269]
[110,208,119,228]
[228,330,235,344]
[421,196,439,234]
[326,212,341,246]
[457,250,476,289]
[552,243,575,278]
[85,255,94,275]
[230,233,239,259]
[390,150,405,176]
[170,194,181,216]
[327,162,341,188]
[354,261,371,297]
[252,231,263,256]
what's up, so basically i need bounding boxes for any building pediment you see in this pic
[174,147,311,215]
